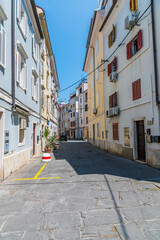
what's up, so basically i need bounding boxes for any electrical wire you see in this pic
[58,3,152,93]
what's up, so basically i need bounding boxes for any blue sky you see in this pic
[35,0,98,102]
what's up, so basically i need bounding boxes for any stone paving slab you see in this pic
[1,141,160,239]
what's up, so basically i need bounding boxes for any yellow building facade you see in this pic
[83,8,106,149]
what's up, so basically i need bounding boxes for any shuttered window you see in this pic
[109,92,118,108]
[127,30,142,59]
[108,25,116,48]
[97,122,100,137]
[32,34,39,62]
[108,57,117,76]
[129,0,138,12]
[17,0,27,38]
[17,51,27,91]
[0,25,6,68]
[113,123,119,140]
[32,74,38,102]
[132,79,141,100]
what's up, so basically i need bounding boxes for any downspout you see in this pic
[12,0,16,111]
[151,0,160,105]
[39,40,42,125]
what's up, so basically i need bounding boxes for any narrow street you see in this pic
[1,141,160,240]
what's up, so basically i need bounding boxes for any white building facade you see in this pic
[100,0,160,167]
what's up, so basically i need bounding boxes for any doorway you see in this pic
[93,124,95,144]
[136,120,146,161]
[0,111,4,179]
[33,123,36,156]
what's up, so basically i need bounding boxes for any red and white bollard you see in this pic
[42,153,51,162]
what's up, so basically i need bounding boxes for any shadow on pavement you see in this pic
[54,141,160,183]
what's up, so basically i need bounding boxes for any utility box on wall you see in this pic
[4,131,9,154]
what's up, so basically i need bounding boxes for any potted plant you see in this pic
[48,134,58,152]
[43,129,50,153]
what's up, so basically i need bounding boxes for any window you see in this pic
[108,25,116,48]
[86,117,88,124]
[97,122,100,137]
[81,119,83,125]
[32,69,39,102]
[85,92,88,102]
[129,0,138,12]
[73,112,75,117]
[132,79,141,100]
[92,77,94,89]
[32,34,39,62]
[109,92,117,108]
[71,113,72,118]
[97,91,99,108]
[85,104,88,112]
[80,97,82,104]
[17,46,28,91]
[108,57,117,76]
[80,108,82,114]
[124,127,130,146]
[127,30,142,59]
[96,64,99,80]
[79,87,82,94]
[18,116,27,145]
[0,24,6,68]
[17,0,27,38]
[96,38,99,55]
[113,123,119,140]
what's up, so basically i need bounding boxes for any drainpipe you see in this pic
[151,0,160,105]
[12,0,16,111]
[39,41,42,125]
[88,45,97,115]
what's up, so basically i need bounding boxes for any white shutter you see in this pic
[17,0,21,22]
[36,81,38,101]
[24,65,27,90]
[32,34,36,59]
[32,76,34,99]
[36,43,39,61]
[0,28,2,65]
[17,52,21,83]
[24,12,27,38]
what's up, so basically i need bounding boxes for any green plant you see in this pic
[48,134,58,149]
[43,129,50,140]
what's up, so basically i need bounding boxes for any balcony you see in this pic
[106,107,120,118]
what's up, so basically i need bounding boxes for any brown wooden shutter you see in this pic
[109,95,112,108]
[108,63,112,76]
[114,57,117,71]
[113,123,119,140]
[129,0,133,11]
[137,79,141,99]
[132,79,141,100]
[127,42,132,59]
[113,25,116,42]
[115,92,117,107]
[137,30,142,50]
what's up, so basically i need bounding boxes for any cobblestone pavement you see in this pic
[1,140,160,240]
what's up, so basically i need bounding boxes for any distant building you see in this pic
[69,93,78,139]
[76,82,88,138]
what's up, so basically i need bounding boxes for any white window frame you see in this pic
[17,0,27,39]
[17,42,28,91]
[32,69,39,102]
[18,115,27,146]
[32,34,39,62]
[0,24,6,68]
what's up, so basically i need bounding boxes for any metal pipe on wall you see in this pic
[12,0,16,110]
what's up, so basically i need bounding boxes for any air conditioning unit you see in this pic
[107,107,120,117]
[110,72,118,82]
[93,107,97,114]
[125,11,136,30]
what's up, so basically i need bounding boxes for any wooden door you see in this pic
[136,120,146,161]
[93,124,95,144]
